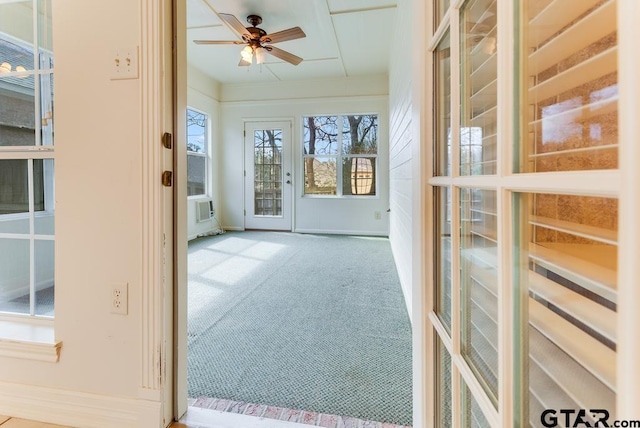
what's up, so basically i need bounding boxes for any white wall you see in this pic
[219,75,390,236]
[187,67,222,240]
[388,0,416,317]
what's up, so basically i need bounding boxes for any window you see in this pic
[303,114,378,196]
[0,0,55,318]
[186,108,208,197]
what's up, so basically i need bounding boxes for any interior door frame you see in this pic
[243,119,295,232]
[172,0,188,421]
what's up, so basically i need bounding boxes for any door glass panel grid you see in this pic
[514,192,617,427]
[253,128,283,217]
[518,0,618,173]
[460,0,498,176]
[460,188,498,405]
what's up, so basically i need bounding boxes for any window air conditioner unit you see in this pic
[196,200,214,223]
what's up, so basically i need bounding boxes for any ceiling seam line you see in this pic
[329,5,397,16]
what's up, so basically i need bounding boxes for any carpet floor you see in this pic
[187,231,412,426]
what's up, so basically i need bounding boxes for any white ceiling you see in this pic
[186,0,397,84]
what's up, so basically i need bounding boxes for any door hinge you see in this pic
[244,170,246,177]
[161,132,172,149]
[244,209,246,216]
[244,130,246,137]
[162,171,173,187]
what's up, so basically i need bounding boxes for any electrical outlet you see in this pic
[110,46,139,80]
[374,211,382,220]
[110,283,128,315]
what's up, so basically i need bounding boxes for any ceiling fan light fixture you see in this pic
[240,45,253,63]
[0,62,11,73]
[255,47,266,65]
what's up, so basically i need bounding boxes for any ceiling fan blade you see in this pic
[238,58,251,67]
[218,13,251,41]
[261,27,306,44]
[193,40,245,45]
[266,46,303,65]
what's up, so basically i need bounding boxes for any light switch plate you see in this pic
[110,46,139,80]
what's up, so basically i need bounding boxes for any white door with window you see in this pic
[244,121,293,231]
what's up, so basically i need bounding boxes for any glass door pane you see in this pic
[436,336,453,428]
[460,189,498,404]
[460,0,497,175]
[514,192,617,426]
[253,129,283,217]
[518,0,618,173]
[434,186,452,332]
[463,382,491,428]
[434,31,452,177]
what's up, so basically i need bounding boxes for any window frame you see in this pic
[0,1,55,321]
[185,106,209,198]
[0,0,60,362]
[301,113,379,199]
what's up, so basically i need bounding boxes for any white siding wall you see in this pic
[388,0,415,318]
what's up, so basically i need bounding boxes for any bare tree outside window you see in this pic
[303,114,377,196]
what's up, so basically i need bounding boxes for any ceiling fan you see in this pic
[194,13,306,66]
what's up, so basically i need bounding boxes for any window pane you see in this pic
[37,0,53,53]
[434,186,452,331]
[518,0,617,172]
[186,109,206,154]
[0,159,29,217]
[303,156,336,195]
[514,193,617,426]
[342,115,378,154]
[461,189,498,404]
[187,154,206,197]
[342,157,375,196]
[35,239,54,316]
[436,336,453,428]
[34,159,54,235]
[303,116,338,155]
[0,1,35,46]
[0,238,30,315]
[40,73,54,145]
[460,0,497,175]
[0,75,37,147]
[434,32,451,176]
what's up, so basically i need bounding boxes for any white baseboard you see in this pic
[293,228,389,237]
[222,226,244,231]
[0,381,163,428]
